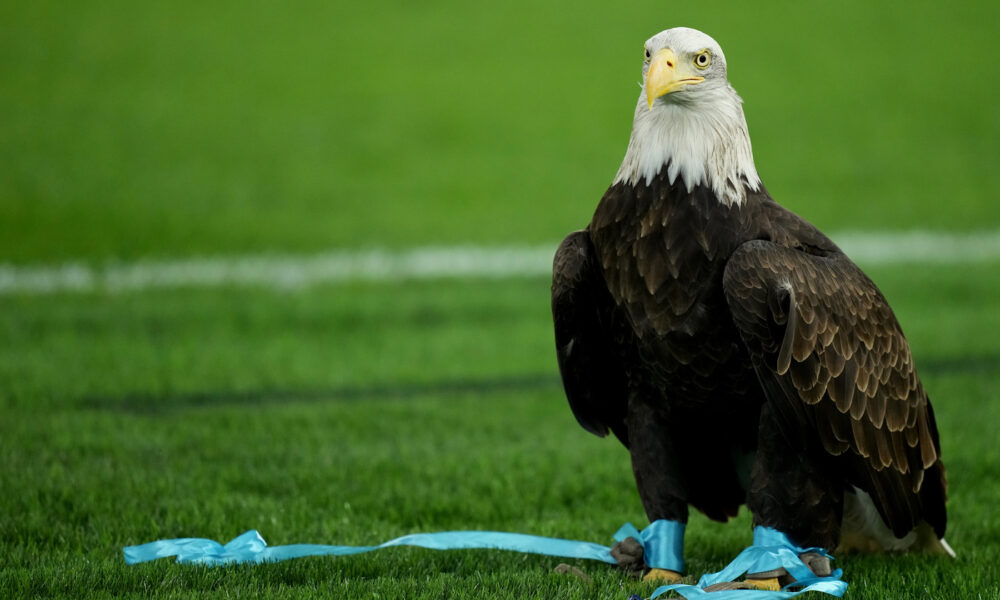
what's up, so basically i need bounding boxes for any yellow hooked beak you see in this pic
[646,48,705,108]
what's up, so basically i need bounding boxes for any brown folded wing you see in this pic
[722,239,947,538]
[551,230,630,445]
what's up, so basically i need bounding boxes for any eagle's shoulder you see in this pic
[750,192,842,258]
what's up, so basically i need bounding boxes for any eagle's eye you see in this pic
[694,50,712,69]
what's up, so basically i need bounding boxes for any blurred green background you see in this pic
[2,0,997,263]
[2,1,999,599]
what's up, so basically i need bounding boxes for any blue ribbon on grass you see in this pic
[125,523,671,567]
[124,522,846,599]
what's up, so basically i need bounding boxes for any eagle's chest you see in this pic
[590,179,746,337]
[588,178,756,397]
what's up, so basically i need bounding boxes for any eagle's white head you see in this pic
[613,27,761,206]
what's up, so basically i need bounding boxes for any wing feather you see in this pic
[552,231,629,444]
[722,239,947,538]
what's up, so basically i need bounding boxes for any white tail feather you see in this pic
[838,487,954,557]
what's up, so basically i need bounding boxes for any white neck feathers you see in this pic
[613,84,761,206]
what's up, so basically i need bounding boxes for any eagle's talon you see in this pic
[642,568,683,583]
[703,576,781,592]
[799,551,832,577]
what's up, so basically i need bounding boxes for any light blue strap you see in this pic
[614,519,685,572]
[123,523,846,600]
[124,528,620,566]
[649,526,847,599]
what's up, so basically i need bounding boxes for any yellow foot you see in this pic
[704,577,781,592]
[642,568,683,583]
[744,577,781,591]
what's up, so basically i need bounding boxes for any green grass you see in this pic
[2,267,1000,599]
[2,0,999,598]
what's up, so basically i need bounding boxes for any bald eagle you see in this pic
[552,27,951,586]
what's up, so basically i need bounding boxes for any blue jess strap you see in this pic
[614,519,685,573]
[124,526,631,567]
[650,526,847,600]
[123,521,683,569]
[123,523,847,600]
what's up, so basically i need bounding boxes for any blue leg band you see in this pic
[614,519,686,573]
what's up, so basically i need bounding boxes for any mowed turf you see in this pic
[2,0,1000,599]
[3,265,1000,599]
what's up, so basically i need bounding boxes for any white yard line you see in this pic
[833,230,1000,265]
[0,246,556,295]
[1,231,999,295]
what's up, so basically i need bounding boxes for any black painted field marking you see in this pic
[80,374,563,413]
[77,353,998,414]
